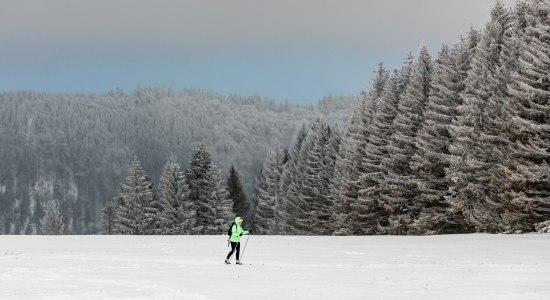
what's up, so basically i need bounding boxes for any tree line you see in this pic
[100,144,247,235]
[0,87,353,234]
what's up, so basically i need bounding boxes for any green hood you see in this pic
[229,216,249,243]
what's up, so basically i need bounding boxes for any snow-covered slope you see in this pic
[1,234,549,300]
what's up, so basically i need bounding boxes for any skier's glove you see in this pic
[248,230,252,234]
[239,233,243,236]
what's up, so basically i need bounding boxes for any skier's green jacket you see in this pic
[229,216,250,243]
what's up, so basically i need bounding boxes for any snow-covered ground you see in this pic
[1,234,549,300]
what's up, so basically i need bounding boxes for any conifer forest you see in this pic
[1,0,549,235]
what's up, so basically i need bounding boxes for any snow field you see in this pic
[0,234,549,300]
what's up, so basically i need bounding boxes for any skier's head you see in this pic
[235,216,243,224]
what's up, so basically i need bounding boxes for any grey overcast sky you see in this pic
[0,0,517,103]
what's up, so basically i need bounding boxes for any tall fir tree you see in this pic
[276,125,308,234]
[175,176,196,234]
[293,119,334,235]
[355,71,402,234]
[185,144,232,234]
[159,161,185,234]
[315,123,340,234]
[501,0,550,231]
[227,165,248,219]
[411,42,472,234]
[114,157,158,235]
[209,164,233,234]
[332,64,389,235]
[378,44,434,234]
[447,1,512,232]
[331,101,365,235]
[325,125,342,226]
[254,149,283,234]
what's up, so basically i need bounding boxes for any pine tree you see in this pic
[158,161,185,234]
[447,1,512,232]
[210,165,233,234]
[410,43,468,234]
[40,199,64,235]
[378,44,434,234]
[316,124,340,234]
[331,101,365,235]
[332,64,389,235]
[276,125,308,234]
[227,165,248,218]
[293,119,335,235]
[185,144,231,234]
[254,150,282,234]
[175,177,196,234]
[114,157,158,235]
[501,0,550,231]
[325,125,342,227]
[355,71,401,234]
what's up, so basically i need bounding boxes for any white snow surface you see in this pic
[1,234,549,300]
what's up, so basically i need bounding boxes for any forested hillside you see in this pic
[254,0,550,235]
[0,88,355,234]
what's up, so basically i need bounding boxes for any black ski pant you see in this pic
[227,242,240,260]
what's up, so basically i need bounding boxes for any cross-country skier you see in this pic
[225,216,250,265]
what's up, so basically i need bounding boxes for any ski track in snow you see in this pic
[0,234,549,300]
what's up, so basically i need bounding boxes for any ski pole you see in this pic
[239,234,250,261]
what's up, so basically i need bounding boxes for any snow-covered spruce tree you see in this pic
[417,29,480,234]
[175,176,196,234]
[410,42,471,234]
[40,199,64,235]
[158,161,187,234]
[500,0,550,231]
[254,149,283,234]
[325,125,342,223]
[491,0,530,232]
[331,101,365,235]
[227,165,248,219]
[113,157,159,235]
[317,124,341,234]
[293,119,336,235]
[378,44,433,234]
[280,145,312,235]
[276,125,308,234]
[209,165,233,233]
[446,2,512,233]
[354,71,401,235]
[185,144,232,234]
[332,64,389,235]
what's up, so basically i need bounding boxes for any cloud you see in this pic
[0,0,518,54]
